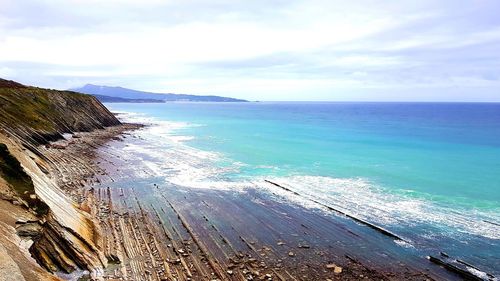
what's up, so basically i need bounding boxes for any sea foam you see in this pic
[115,110,500,242]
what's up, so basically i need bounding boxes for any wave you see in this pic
[260,175,500,241]
[114,111,500,242]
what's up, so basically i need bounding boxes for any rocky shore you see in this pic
[0,78,122,280]
[1,122,449,280]
[0,78,467,280]
[78,124,463,281]
[34,123,395,281]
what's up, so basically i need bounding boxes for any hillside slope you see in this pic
[0,79,120,146]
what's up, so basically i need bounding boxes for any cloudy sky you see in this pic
[1,0,500,101]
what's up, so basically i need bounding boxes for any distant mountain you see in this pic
[92,94,164,103]
[71,84,247,102]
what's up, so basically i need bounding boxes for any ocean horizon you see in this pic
[105,101,500,277]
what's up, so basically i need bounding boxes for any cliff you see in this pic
[0,78,121,280]
[0,79,120,146]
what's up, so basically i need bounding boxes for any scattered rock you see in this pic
[288,251,295,257]
[326,263,343,274]
[50,143,67,149]
[15,219,28,224]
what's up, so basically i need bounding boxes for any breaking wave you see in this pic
[115,111,500,242]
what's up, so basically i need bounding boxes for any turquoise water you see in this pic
[106,102,500,274]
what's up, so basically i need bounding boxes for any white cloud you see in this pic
[1,0,500,101]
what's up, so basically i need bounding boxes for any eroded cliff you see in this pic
[0,78,121,280]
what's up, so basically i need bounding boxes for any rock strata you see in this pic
[0,78,121,280]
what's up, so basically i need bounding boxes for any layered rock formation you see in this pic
[0,78,121,280]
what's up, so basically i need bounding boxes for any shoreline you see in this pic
[0,123,141,281]
[42,120,468,280]
[33,123,144,280]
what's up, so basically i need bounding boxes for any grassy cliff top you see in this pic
[0,78,121,145]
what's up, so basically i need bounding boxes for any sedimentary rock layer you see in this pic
[0,78,121,280]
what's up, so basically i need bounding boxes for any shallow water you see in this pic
[106,102,500,276]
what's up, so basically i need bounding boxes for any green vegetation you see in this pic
[0,86,92,132]
[0,78,120,145]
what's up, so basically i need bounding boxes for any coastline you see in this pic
[1,81,494,280]
[0,81,126,281]
[35,123,143,280]
[1,109,487,280]
[47,118,463,280]
[0,123,140,281]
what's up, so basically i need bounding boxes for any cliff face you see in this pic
[0,78,121,280]
[0,79,120,146]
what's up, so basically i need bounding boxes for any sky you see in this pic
[1,0,500,101]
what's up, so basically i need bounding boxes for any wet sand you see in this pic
[45,124,466,281]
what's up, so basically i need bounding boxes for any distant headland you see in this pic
[71,84,248,103]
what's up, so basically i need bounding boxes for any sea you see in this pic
[105,102,500,276]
